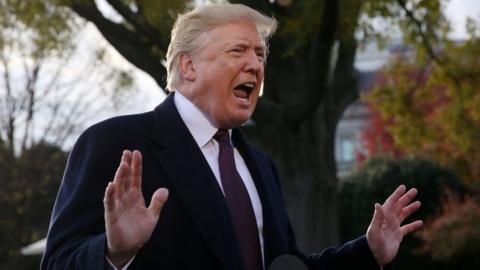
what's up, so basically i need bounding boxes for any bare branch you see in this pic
[21,58,41,152]
[396,0,444,65]
[70,0,167,90]
[0,51,16,154]
[105,0,165,48]
[396,0,468,91]
[39,45,76,100]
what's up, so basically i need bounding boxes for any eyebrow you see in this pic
[228,40,266,54]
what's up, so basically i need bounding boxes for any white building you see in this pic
[335,42,412,177]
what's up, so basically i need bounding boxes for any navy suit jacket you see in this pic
[41,93,381,270]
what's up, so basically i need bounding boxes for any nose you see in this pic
[243,50,264,75]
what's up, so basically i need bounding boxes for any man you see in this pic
[41,3,422,270]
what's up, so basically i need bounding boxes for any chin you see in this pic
[219,108,254,128]
[220,116,250,129]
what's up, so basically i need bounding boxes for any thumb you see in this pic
[148,188,169,217]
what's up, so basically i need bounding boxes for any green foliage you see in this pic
[358,0,448,50]
[137,0,186,42]
[365,22,480,187]
[276,0,325,56]
[0,143,67,269]
[0,0,81,57]
[339,156,466,270]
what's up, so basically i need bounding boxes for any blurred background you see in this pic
[0,0,479,269]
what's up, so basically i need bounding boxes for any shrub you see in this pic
[339,156,466,270]
[416,194,480,269]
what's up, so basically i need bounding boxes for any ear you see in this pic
[178,53,196,81]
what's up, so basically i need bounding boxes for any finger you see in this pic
[122,150,133,191]
[401,201,421,221]
[148,188,169,217]
[400,220,423,236]
[123,150,133,165]
[104,182,118,224]
[371,203,385,229]
[132,150,143,190]
[398,188,418,208]
[104,181,116,212]
[384,185,406,207]
[114,160,130,197]
[104,182,120,224]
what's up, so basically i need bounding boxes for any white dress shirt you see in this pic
[108,91,264,269]
[174,91,265,261]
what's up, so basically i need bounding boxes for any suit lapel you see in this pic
[150,93,243,270]
[232,129,289,267]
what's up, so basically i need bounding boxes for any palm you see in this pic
[366,185,423,266]
[105,181,157,252]
[104,150,168,266]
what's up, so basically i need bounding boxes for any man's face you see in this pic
[182,19,266,129]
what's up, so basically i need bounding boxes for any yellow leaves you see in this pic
[466,94,480,123]
[365,38,480,186]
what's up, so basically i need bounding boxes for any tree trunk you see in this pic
[244,1,360,250]
[244,105,340,251]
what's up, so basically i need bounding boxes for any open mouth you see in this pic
[233,82,255,105]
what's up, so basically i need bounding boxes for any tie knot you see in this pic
[213,129,231,146]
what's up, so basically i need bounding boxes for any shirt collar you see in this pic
[173,90,220,148]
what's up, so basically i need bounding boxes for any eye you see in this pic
[229,47,245,55]
[256,51,266,64]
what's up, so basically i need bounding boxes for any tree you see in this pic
[358,19,480,267]
[356,104,404,164]
[0,0,135,267]
[36,0,457,251]
[0,1,135,155]
[0,143,68,269]
[365,20,480,188]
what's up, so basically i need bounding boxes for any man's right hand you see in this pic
[103,150,169,268]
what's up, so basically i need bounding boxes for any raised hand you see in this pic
[103,150,169,268]
[366,185,423,266]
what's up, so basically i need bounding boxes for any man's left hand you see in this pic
[366,185,423,266]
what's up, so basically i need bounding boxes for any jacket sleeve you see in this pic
[264,158,383,270]
[292,233,382,270]
[40,126,123,270]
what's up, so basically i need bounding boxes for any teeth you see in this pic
[243,83,255,88]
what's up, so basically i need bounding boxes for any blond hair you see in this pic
[165,3,277,91]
